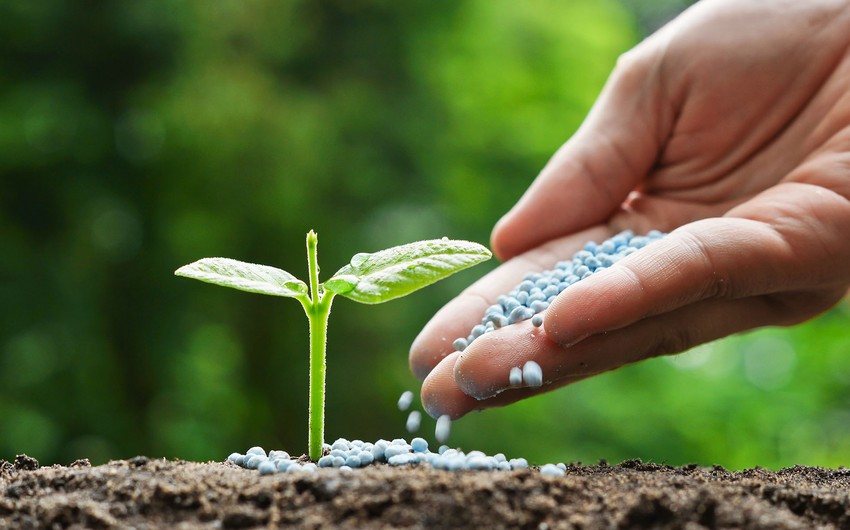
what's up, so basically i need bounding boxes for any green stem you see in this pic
[307,298,331,461]
[305,231,333,461]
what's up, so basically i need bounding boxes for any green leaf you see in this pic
[175,257,308,298]
[327,238,491,304]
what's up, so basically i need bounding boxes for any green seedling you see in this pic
[175,230,491,461]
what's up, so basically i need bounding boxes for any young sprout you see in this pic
[175,230,491,461]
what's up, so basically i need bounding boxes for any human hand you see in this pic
[410,0,850,419]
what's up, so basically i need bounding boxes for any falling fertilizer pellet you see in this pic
[435,414,452,443]
[397,390,414,411]
[406,410,422,433]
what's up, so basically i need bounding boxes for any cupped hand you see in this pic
[410,0,850,419]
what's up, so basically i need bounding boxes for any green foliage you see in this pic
[176,258,308,298]
[1,0,847,470]
[328,239,493,304]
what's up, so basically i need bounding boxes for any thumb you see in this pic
[492,47,672,261]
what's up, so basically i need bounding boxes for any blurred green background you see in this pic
[2,0,848,470]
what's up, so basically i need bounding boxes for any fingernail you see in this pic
[419,351,476,419]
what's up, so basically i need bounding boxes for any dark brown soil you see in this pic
[2,455,850,529]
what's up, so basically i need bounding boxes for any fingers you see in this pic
[409,226,611,381]
[419,351,565,420]
[417,178,850,418]
[490,45,671,261]
[421,294,789,419]
[409,198,743,381]
[543,217,793,347]
[421,185,850,418]
[546,182,850,347]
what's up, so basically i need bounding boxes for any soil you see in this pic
[2,455,849,529]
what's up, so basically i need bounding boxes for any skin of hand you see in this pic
[410,0,850,419]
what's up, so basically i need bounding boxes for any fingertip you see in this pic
[420,352,479,420]
[490,213,517,262]
[452,330,520,399]
[408,331,449,381]
[421,328,590,419]
[453,323,557,400]
[409,360,432,382]
[453,352,500,401]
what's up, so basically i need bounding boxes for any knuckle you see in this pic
[677,229,731,300]
[612,42,658,87]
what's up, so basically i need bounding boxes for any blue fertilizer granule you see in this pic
[454,230,666,350]
[228,438,569,477]
[462,230,667,393]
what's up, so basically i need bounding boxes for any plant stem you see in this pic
[307,298,331,461]
[305,231,333,461]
